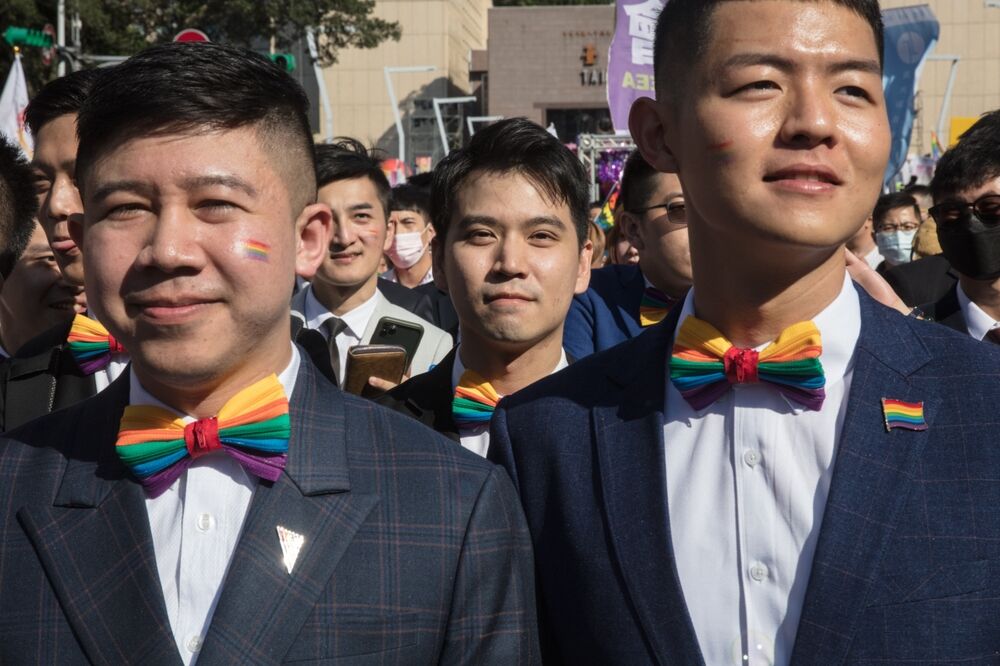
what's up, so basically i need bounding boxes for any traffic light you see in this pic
[269,53,296,73]
[3,26,53,49]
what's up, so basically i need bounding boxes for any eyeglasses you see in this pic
[879,221,920,233]
[929,194,1000,225]
[629,201,687,224]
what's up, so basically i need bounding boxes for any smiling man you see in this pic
[0,43,537,663]
[379,117,592,455]
[489,1,1000,664]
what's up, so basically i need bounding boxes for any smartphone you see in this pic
[368,316,424,370]
[343,344,407,398]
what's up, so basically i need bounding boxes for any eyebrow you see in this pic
[457,215,569,231]
[89,180,154,204]
[180,174,258,198]
[720,53,882,76]
[348,203,375,212]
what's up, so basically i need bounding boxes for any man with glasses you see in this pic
[920,111,1000,341]
[871,191,921,272]
[564,150,691,358]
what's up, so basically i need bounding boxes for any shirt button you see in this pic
[196,513,214,532]
[743,450,761,468]
[750,562,768,582]
[186,635,202,652]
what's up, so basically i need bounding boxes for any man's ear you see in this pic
[574,239,594,295]
[621,212,645,252]
[629,96,679,174]
[294,202,332,280]
[382,215,396,253]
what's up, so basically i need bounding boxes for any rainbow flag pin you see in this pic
[881,398,927,432]
[241,239,271,262]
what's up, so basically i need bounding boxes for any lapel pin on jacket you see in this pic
[881,398,928,432]
[277,525,305,574]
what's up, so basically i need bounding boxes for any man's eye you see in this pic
[105,204,145,219]
[738,80,779,93]
[837,85,872,100]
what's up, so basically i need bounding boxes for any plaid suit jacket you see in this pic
[490,286,1000,664]
[0,355,538,664]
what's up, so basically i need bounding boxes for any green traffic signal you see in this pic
[3,26,53,49]
[269,53,296,73]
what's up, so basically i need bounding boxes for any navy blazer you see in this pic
[563,264,645,359]
[0,356,539,664]
[491,287,1000,664]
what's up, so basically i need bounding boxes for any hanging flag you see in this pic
[0,52,33,158]
[607,0,667,133]
[929,131,942,160]
[595,180,620,231]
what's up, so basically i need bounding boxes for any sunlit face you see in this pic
[876,206,920,233]
[0,223,85,354]
[32,113,86,285]
[633,0,889,258]
[624,171,692,290]
[74,126,329,393]
[441,171,592,351]
[313,177,392,290]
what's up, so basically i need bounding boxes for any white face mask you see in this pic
[388,228,429,269]
[875,229,917,265]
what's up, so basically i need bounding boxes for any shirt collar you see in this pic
[956,282,999,341]
[863,246,884,271]
[451,345,569,394]
[303,283,380,340]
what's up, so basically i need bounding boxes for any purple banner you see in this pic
[607,0,667,133]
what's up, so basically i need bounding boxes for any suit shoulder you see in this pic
[908,316,1000,375]
[587,264,639,295]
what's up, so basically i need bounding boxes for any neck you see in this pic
[393,253,432,288]
[312,273,378,316]
[689,233,846,348]
[457,327,564,396]
[960,274,1000,322]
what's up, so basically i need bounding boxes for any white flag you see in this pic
[0,54,33,158]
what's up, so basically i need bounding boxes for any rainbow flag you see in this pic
[241,240,271,262]
[881,398,927,432]
[595,181,620,231]
[930,131,943,160]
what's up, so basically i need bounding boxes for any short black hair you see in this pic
[315,138,391,217]
[0,137,39,279]
[620,150,664,213]
[872,192,920,231]
[389,183,431,222]
[75,42,316,211]
[431,117,590,247]
[931,111,1000,202]
[654,0,884,102]
[25,68,103,137]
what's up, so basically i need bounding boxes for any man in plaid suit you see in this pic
[0,43,537,664]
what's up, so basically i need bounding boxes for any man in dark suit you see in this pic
[490,1,1000,663]
[380,118,592,455]
[920,111,1000,341]
[0,42,537,663]
[563,150,690,358]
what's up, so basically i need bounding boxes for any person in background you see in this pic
[563,149,691,358]
[382,183,435,288]
[606,222,640,265]
[921,110,1000,341]
[907,183,942,258]
[588,220,607,267]
[379,117,592,456]
[881,192,958,307]
[872,191,920,272]
[846,213,883,269]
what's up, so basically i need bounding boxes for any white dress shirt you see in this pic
[302,284,379,381]
[87,312,129,392]
[956,283,1000,341]
[137,346,300,665]
[861,245,884,271]
[452,346,568,458]
[664,273,860,666]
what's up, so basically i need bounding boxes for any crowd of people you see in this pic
[0,0,999,663]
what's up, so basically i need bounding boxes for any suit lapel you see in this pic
[359,291,389,343]
[594,316,705,665]
[791,291,936,663]
[199,361,378,663]
[16,375,181,665]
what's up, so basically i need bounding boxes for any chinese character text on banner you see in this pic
[607,0,666,133]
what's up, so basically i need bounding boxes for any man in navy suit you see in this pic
[0,43,537,663]
[490,1,1000,663]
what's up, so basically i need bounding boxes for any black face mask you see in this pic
[938,214,1000,280]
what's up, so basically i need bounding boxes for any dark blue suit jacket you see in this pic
[491,287,1000,664]
[563,264,645,359]
[0,356,539,664]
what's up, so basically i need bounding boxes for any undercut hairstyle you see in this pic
[315,138,391,217]
[654,0,884,102]
[0,137,40,279]
[25,68,103,137]
[872,192,920,231]
[75,42,316,214]
[931,111,1000,202]
[431,117,591,247]
[620,150,663,213]
[389,184,431,222]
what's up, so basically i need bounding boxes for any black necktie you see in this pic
[323,317,348,384]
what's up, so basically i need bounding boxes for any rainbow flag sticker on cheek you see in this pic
[240,239,271,262]
[881,398,928,432]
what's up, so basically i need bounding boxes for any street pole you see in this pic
[383,65,436,165]
[432,96,476,156]
[57,0,65,76]
[306,27,334,143]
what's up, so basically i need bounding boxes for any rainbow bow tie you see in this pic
[116,374,291,497]
[67,314,126,374]
[640,286,677,327]
[669,316,825,411]
[452,370,501,431]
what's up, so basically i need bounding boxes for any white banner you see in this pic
[0,54,33,158]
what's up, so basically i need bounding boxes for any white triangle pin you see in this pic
[276,525,305,574]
